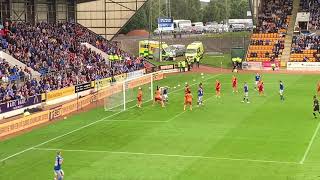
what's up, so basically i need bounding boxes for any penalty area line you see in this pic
[300,121,320,164]
[32,147,300,165]
[0,74,221,163]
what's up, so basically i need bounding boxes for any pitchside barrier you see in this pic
[287,62,320,71]
[0,71,164,138]
[242,61,280,70]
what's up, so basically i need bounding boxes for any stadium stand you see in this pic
[290,34,320,62]
[289,0,320,62]
[246,0,293,62]
[0,22,145,103]
[309,0,320,30]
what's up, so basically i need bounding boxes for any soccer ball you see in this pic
[201,73,204,76]
[64,117,67,120]
[178,84,180,87]
[174,86,176,89]
[193,79,196,82]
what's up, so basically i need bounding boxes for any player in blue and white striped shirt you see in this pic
[54,151,64,180]
[242,82,250,103]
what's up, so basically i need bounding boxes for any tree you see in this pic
[120,0,250,33]
[229,0,250,19]
[203,0,227,23]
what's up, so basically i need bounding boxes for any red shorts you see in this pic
[216,88,220,92]
[137,97,142,102]
[185,101,192,105]
[155,97,162,101]
[232,83,237,88]
[259,88,264,92]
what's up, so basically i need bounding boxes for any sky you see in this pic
[200,0,210,2]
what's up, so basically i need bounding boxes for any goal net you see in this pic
[104,73,154,111]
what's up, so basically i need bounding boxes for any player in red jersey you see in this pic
[317,81,320,96]
[137,87,143,108]
[232,75,238,93]
[153,86,165,107]
[215,80,221,98]
[184,90,193,111]
[258,80,264,96]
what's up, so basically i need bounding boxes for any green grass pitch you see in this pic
[1,72,320,180]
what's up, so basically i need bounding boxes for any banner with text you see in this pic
[242,61,262,70]
[45,86,75,101]
[75,82,94,93]
[158,17,174,31]
[287,62,320,71]
[160,64,175,70]
[262,61,280,70]
[127,69,146,80]
[0,95,42,114]
[95,77,112,90]
[0,111,49,137]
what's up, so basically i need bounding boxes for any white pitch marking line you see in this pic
[102,119,167,123]
[166,89,218,123]
[32,147,300,165]
[0,74,221,162]
[300,121,320,164]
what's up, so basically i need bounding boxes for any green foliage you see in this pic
[201,54,233,68]
[121,0,250,33]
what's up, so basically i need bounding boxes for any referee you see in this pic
[313,95,320,118]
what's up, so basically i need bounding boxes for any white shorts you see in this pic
[198,96,203,102]
[244,92,248,97]
[54,169,64,179]
[255,81,259,86]
[279,90,284,95]
[163,94,168,99]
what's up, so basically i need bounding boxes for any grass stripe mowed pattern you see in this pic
[1,73,320,180]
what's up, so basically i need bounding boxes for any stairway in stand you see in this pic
[280,0,300,66]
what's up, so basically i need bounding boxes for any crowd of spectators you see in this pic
[0,22,145,103]
[248,39,285,59]
[0,58,32,83]
[254,0,292,34]
[300,0,320,30]
[291,34,320,61]
[248,0,292,61]
[291,34,320,53]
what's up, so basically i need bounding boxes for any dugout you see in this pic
[231,47,245,69]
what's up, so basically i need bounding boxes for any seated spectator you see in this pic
[0,22,145,103]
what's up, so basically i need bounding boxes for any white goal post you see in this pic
[104,73,156,111]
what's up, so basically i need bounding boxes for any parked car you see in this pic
[168,44,186,57]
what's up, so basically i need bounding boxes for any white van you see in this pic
[174,20,192,33]
[192,22,204,33]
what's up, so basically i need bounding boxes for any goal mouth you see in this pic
[103,73,155,112]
